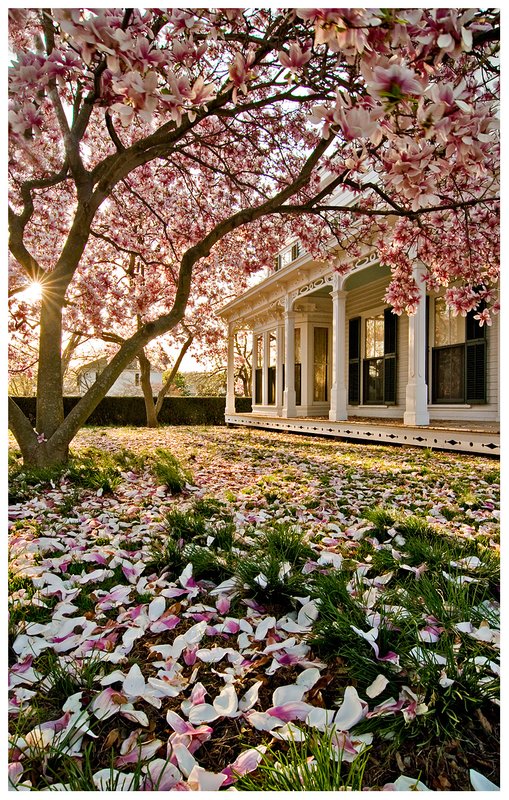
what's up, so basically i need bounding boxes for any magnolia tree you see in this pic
[8,8,499,465]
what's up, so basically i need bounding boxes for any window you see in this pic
[274,242,300,271]
[348,318,361,404]
[365,316,385,358]
[432,299,486,403]
[295,327,302,406]
[313,327,329,402]
[268,331,277,405]
[135,373,140,386]
[434,298,464,347]
[361,309,398,405]
[255,335,262,404]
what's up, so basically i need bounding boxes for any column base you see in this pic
[329,386,348,422]
[404,383,429,426]
[403,412,430,426]
[282,389,296,418]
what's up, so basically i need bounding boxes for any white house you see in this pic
[76,358,163,397]
[219,239,499,456]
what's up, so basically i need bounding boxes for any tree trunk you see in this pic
[35,295,66,443]
[138,349,158,428]
[154,333,194,418]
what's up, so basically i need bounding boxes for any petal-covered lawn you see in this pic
[8,426,500,791]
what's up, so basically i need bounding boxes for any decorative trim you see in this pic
[295,273,335,300]
[224,414,499,456]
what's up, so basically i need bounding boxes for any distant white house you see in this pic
[76,358,163,397]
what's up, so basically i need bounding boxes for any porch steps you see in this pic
[225,414,499,457]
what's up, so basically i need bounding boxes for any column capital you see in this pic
[329,287,347,300]
[284,294,296,314]
[330,272,345,292]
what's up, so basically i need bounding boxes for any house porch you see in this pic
[225,412,500,456]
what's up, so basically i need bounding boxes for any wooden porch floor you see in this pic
[225,413,500,456]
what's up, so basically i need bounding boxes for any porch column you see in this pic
[226,322,236,415]
[276,323,284,413]
[329,287,348,421]
[262,331,269,406]
[282,302,296,417]
[404,264,429,425]
[251,330,256,402]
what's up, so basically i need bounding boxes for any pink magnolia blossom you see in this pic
[278,42,311,73]
[365,62,424,102]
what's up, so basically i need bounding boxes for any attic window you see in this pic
[274,242,300,271]
[135,373,140,386]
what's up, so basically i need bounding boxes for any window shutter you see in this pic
[465,341,486,403]
[425,295,430,389]
[274,254,281,272]
[348,317,361,404]
[383,308,397,404]
[465,305,486,404]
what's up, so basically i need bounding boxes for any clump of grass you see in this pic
[236,728,371,791]
[151,449,193,492]
[164,509,207,542]
[362,506,397,535]
[308,571,405,691]
[259,522,315,565]
[483,469,500,485]
[8,463,67,503]
[182,544,236,582]
[192,497,231,519]
[209,521,237,551]
[35,650,105,696]
[148,536,187,576]
[235,551,308,608]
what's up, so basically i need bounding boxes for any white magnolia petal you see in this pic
[469,768,499,791]
[245,711,284,731]
[183,621,208,645]
[238,681,263,712]
[147,678,183,698]
[120,705,149,726]
[296,667,322,691]
[172,742,198,778]
[393,775,432,791]
[93,768,138,791]
[334,686,365,730]
[270,722,307,741]
[213,684,239,717]
[306,706,336,730]
[366,674,390,699]
[297,600,319,626]
[196,647,229,663]
[254,617,276,640]
[187,765,227,792]
[123,664,146,698]
[143,759,182,789]
[148,596,166,621]
[100,670,126,686]
[272,683,306,706]
[188,703,220,724]
[62,692,83,713]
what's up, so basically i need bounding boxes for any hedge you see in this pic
[10,396,252,427]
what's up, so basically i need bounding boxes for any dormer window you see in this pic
[274,242,300,271]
